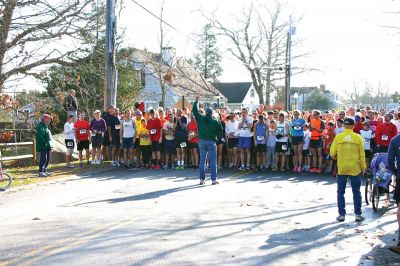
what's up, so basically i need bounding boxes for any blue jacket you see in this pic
[387,134,400,177]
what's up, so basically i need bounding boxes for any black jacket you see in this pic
[64,94,78,111]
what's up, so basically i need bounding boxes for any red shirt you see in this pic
[353,122,363,134]
[146,117,162,142]
[187,120,199,143]
[74,120,90,141]
[376,122,398,147]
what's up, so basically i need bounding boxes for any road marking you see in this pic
[4,220,130,266]
[229,170,256,180]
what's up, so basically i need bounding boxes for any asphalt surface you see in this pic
[0,167,399,266]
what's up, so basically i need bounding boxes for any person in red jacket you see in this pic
[376,113,398,152]
[147,109,162,169]
[353,114,363,134]
[74,112,91,166]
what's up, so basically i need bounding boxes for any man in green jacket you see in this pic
[192,96,223,185]
[36,114,53,177]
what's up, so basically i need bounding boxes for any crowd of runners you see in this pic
[61,103,400,174]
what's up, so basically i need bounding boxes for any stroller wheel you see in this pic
[372,185,380,211]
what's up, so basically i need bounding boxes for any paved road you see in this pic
[0,168,399,265]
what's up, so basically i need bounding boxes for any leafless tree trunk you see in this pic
[206,2,291,105]
[0,0,102,92]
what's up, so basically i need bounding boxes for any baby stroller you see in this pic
[365,153,395,211]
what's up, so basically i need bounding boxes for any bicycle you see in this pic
[0,160,12,191]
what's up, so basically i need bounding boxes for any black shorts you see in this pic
[164,139,176,153]
[102,132,110,146]
[151,141,160,152]
[228,138,238,148]
[77,140,90,151]
[65,139,75,149]
[134,138,140,149]
[216,138,226,145]
[291,136,304,146]
[364,149,372,158]
[110,135,120,147]
[188,142,198,149]
[275,142,289,153]
[302,149,311,157]
[91,134,103,148]
[310,138,323,148]
[256,144,266,152]
[175,138,187,149]
[379,146,388,153]
[394,177,400,204]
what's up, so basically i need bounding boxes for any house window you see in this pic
[134,69,146,87]
[250,89,255,98]
[140,70,146,87]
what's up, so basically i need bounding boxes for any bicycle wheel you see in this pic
[365,179,372,205]
[0,172,12,191]
[371,185,380,211]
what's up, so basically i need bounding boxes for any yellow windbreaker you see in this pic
[330,129,366,176]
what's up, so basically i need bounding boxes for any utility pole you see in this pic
[104,0,117,110]
[284,17,295,111]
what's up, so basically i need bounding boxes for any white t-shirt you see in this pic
[276,121,289,143]
[334,127,344,136]
[238,117,253,137]
[360,129,373,150]
[303,130,311,150]
[225,120,239,138]
[122,119,135,138]
[64,122,75,140]
[163,121,175,140]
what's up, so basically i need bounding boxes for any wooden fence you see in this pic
[0,140,36,165]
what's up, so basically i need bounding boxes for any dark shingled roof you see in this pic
[214,82,252,104]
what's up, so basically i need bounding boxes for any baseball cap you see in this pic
[94,109,101,114]
[135,110,142,116]
[343,118,355,125]
[206,107,213,116]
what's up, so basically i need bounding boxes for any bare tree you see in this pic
[207,2,292,105]
[0,0,102,92]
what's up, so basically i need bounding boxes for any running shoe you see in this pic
[315,168,322,173]
[336,215,345,222]
[309,168,318,173]
[355,215,365,222]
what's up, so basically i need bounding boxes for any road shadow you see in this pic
[75,183,202,205]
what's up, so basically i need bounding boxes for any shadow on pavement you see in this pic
[75,184,202,205]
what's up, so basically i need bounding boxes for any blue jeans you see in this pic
[199,139,217,181]
[337,175,362,216]
[39,150,51,173]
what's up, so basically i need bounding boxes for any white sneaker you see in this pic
[116,162,121,167]
[111,162,117,167]
[38,172,47,177]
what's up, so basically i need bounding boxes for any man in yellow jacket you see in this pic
[330,118,366,222]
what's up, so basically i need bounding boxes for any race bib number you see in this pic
[150,129,156,135]
[141,137,147,141]
[294,126,301,131]
[257,136,265,141]
[66,141,74,147]
[325,135,329,139]
[277,128,284,135]
[79,129,87,134]
[180,142,187,148]
[382,135,388,141]
[364,138,371,143]
[115,125,121,130]
[189,131,195,137]
[91,132,96,137]
[282,144,288,151]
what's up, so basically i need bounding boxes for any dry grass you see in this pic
[4,161,111,188]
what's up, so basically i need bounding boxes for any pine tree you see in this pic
[193,24,223,82]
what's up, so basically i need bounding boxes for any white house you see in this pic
[289,85,343,110]
[215,82,260,111]
[132,48,226,110]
